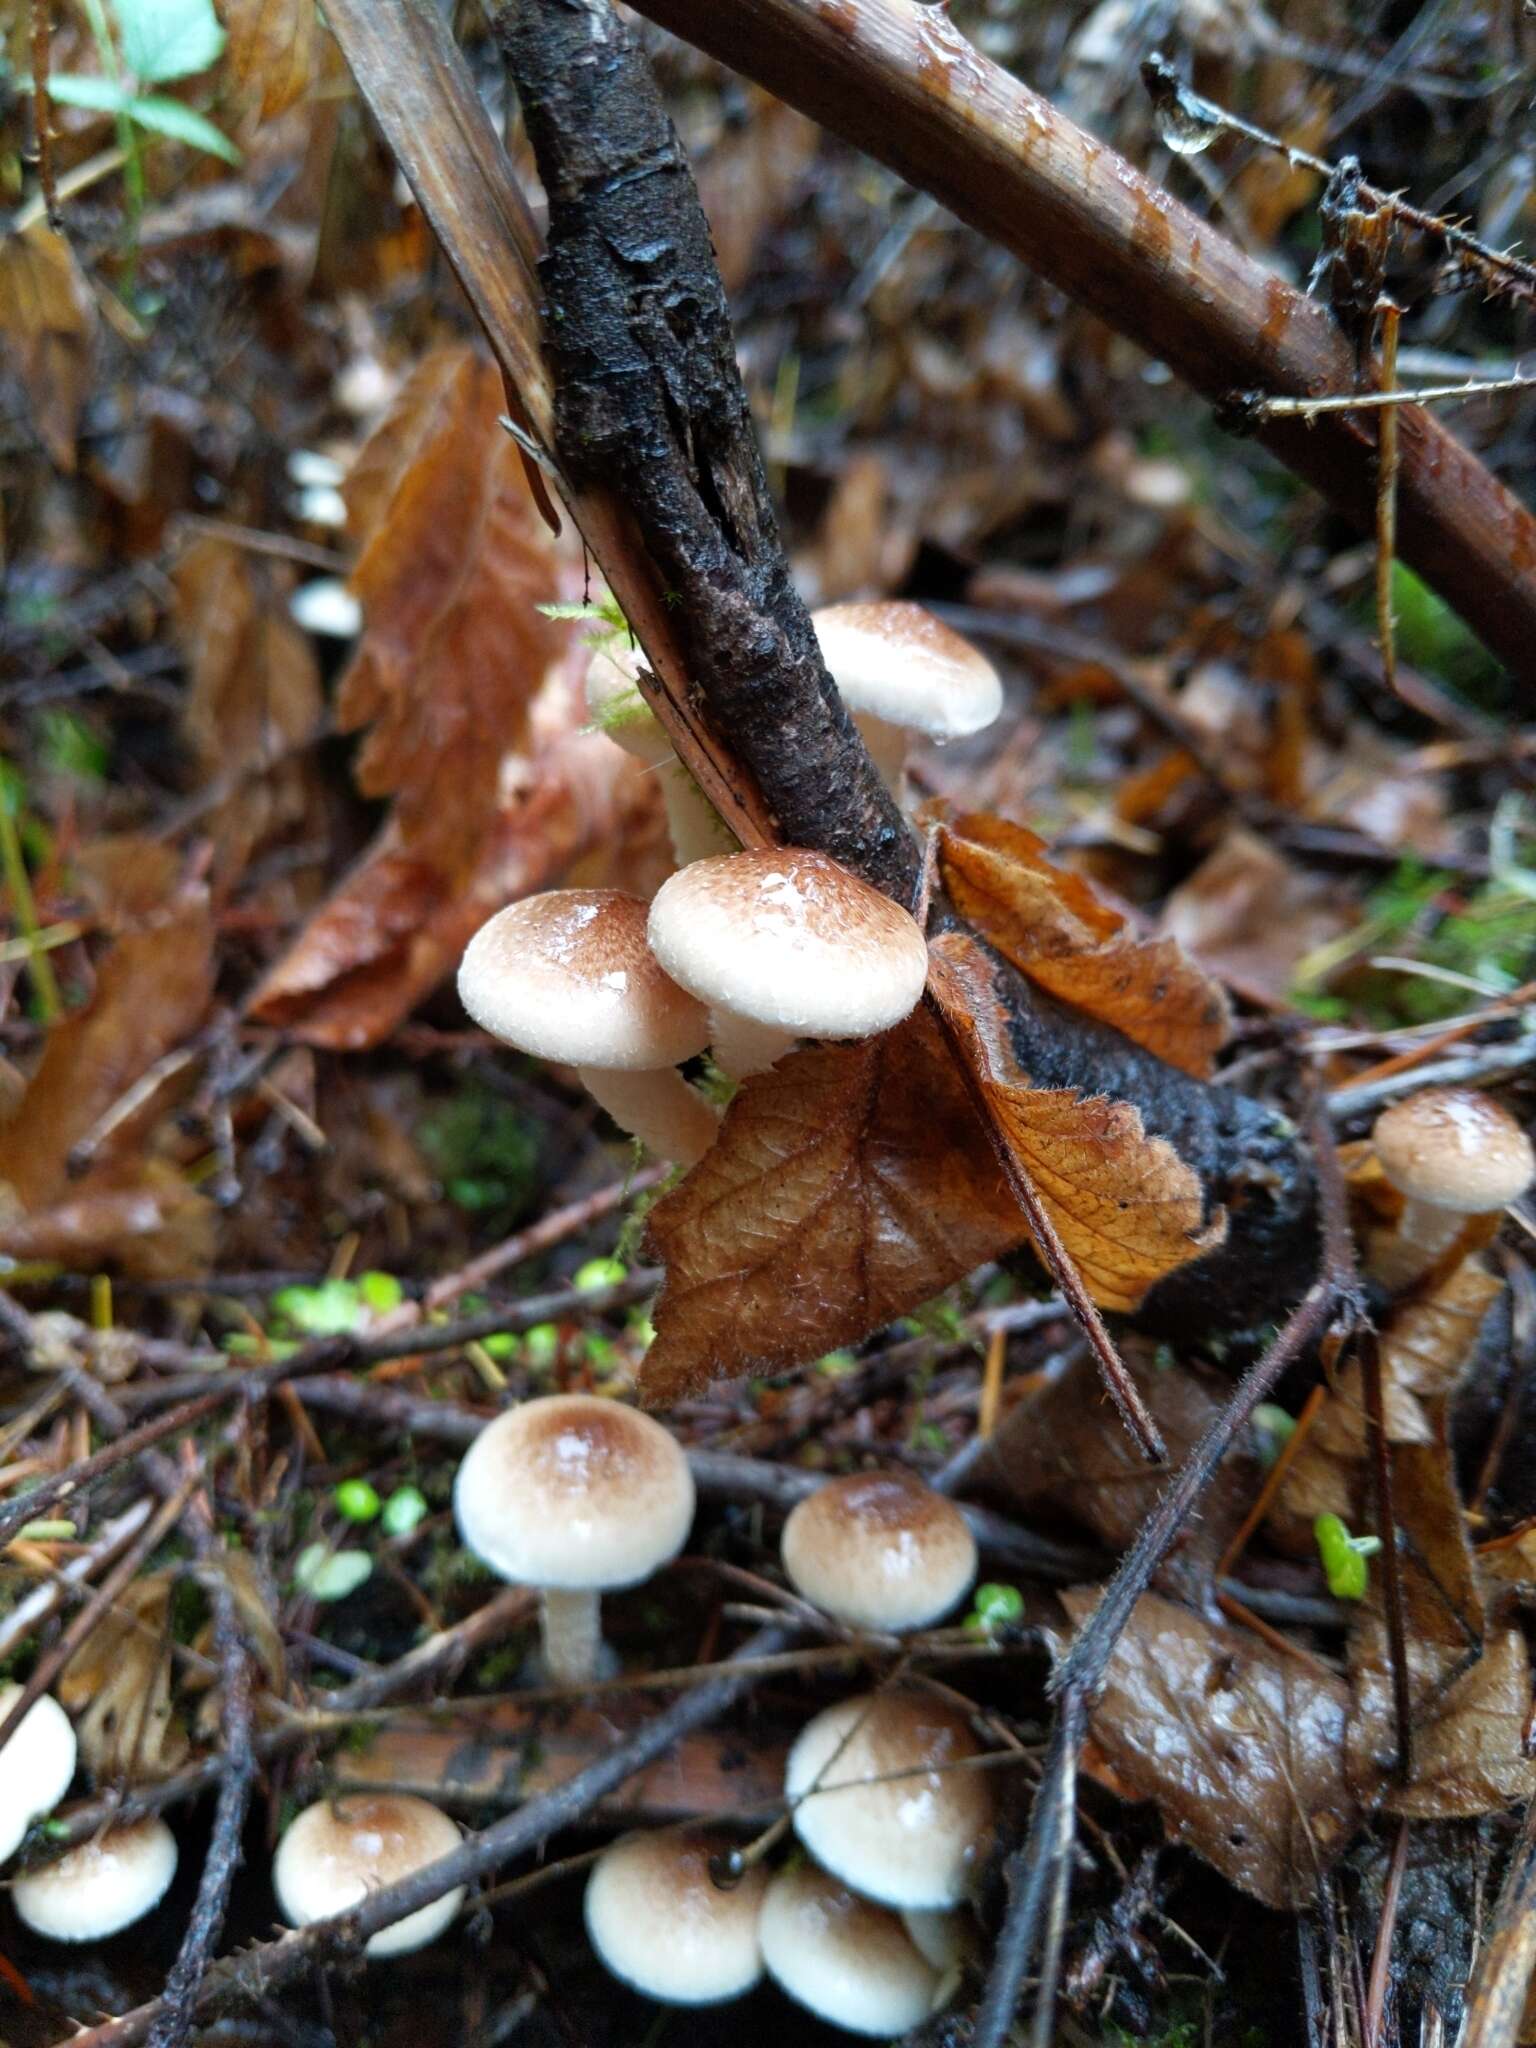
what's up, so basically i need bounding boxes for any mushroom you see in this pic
[781,1472,977,1633]
[759,1862,938,2037]
[901,1905,972,1974]
[458,889,719,1166]
[585,640,737,868]
[784,1690,994,1909]
[0,1685,77,1863]
[646,847,930,1078]
[584,1825,768,2004]
[453,1393,695,1685]
[11,1818,177,1941]
[1370,1088,1535,1290]
[272,1793,463,1958]
[812,600,1002,796]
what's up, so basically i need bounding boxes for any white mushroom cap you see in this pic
[584,1826,767,2004]
[11,1818,177,1941]
[1373,1089,1535,1214]
[759,1863,938,2036]
[646,849,928,1041]
[0,1685,77,1863]
[785,1690,994,1909]
[781,1473,977,1632]
[454,1394,695,1593]
[459,891,709,1070]
[812,602,1002,741]
[273,1794,463,1958]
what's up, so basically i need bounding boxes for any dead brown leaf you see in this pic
[173,535,325,885]
[1161,826,1349,1008]
[0,224,96,471]
[938,811,1229,1078]
[638,1006,1025,1403]
[992,1347,1260,1598]
[58,1572,189,1782]
[1270,1258,1504,1552]
[929,932,1222,1312]
[1064,1589,1360,1909]
[0,846,216,1278]
[217,0,320,119]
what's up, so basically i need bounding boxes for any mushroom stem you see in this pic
[851,712,909,796]
[707,1010,794,1081]
[1373,1199,1475,1291]
[540,1587,604,1686]
[576,1066,720,1167]
[658,762,736,867]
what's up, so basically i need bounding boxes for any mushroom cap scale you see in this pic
[273,1794,463,1958]
[11,1818,177,1942]
[759,1863,938,2036]
[458,891,709,1071]
[1373,1088,1536,1214]
[812,601,1002,739]
[646,848,928,1040]
[785,1690,994,1909]
[454,1394,695,1592]
[0,1685,77,1865]
[782,1473,977,1632]
[584,1827,767,2004]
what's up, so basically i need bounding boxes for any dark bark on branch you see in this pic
[624,0,1536,683]
[495,0,1318,1332]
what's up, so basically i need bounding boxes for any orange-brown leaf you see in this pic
[0,225,95,472]
[929,933,1222,1312]
[216,0,320,118]
[939,811,1230,1077]
[638,1009,1025,1404]
[173,536,324,883]
[1065,1589,1360,1909]
[338,347,566,877]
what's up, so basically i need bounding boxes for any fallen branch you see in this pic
[623,0,1536,677]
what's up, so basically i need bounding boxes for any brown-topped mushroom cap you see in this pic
[1373,1088,1535,1213]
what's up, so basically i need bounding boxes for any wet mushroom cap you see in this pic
[454,1394,695,1592]
[584,1827,768,2003]
[11,1818,177,1941]
[273,1794,464,1958]
[458,891,709,1070]
[781,1473,977,1632]
[646,848,929,1039]
[812,601,1002,739]
[759,1862,938,2036]
[785,1690,994,1909]
[0,1685,77,1864]
[1373,1088,1536,1213]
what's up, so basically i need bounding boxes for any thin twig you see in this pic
[1243,373,1536,418]
[1375,302,1402,696]
[1359,1327,1412,1783]
[61,1626,792,2047]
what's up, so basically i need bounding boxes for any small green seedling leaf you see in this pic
[1314,1513,1381,1601]
[112,0,225,83]
[294,1544,372,1602]
[381,1486,428,1538]
[523,1323,559,1370]
[965,1582,1025,1637]
[126,94,239,160]
[356,1271,404,1314]
[272,1279,363,1336]
[574,1255,626,1293]
[334,1480,381,1525]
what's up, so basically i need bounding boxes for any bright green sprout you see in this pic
[965,1583,1026,1637]
[381,1486,428,1538]
[574,1255,627,1294]
[334,1480,381,1525]
[523,1323,560,1371]
[1314,1513,1381,1601]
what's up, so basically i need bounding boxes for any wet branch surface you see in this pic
[492,0,1320,1335]
[622,0,1536,680]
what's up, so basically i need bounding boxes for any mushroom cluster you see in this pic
[565,1468,989,2036]
[461,603,997,1139]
